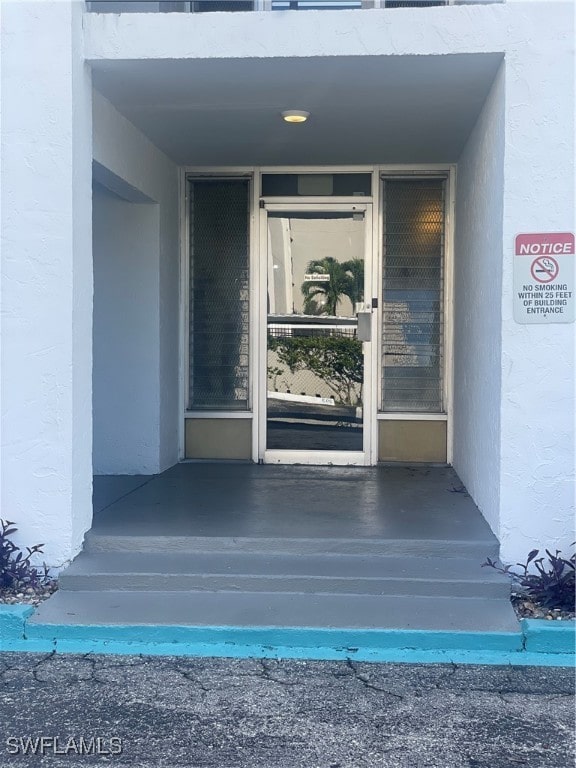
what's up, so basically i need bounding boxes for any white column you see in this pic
[1,1,93,568]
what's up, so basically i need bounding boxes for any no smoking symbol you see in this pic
[531,256,559,283]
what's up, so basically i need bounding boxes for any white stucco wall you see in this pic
[1,0,92,568]
[92,185,162,474]
[452,5,574,563]
[81,3,552,63]
[498,3,575,564]
[453,62,505,539]
[92,90,180,475]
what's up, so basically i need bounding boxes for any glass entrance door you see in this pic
[261,204,373,464]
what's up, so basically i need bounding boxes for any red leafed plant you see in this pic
[0,519,49,592]
[483,546,575,612]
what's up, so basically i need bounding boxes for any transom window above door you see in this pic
[261,174,372,198]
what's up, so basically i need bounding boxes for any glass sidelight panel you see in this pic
[381,179,445,413]
[188,179,250,410]
[266,211,366,451]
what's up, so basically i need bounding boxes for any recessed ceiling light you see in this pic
[281,110,310,124]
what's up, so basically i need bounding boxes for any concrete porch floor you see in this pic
[30,464,519,640]
[91,463,496,548]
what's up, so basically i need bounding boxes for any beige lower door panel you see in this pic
[185,419,252,460]
[378,420,447,463]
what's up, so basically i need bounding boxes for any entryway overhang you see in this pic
[90,53,503,166]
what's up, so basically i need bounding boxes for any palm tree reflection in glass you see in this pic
[301,257,364,315]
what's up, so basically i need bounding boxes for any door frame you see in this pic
[179,165,456,466]
[258,201,376,466]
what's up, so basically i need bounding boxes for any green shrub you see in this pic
[268,335,363,405]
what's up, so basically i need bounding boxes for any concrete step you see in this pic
[59,552,508,598]
[29,589,520,634]
[84,531,499,560]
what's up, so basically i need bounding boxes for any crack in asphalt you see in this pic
[258,658,302,687]
[0,652,56,684]
[345,659,404,699]
[0,654,573,768]
[1,654,574,704]
[176,668,211,693]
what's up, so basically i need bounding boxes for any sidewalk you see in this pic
[0,654,573,767]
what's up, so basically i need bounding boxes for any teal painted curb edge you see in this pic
[522,618,576,655]
[0,605,33,650]
[24,622,524,652]
[1,605,574,666]
[3,637,575,667]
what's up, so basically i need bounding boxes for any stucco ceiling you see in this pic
[91,53,503,165]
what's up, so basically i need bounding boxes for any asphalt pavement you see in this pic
[0,653,573,768]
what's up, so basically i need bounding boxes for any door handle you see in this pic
[357,311,372,342]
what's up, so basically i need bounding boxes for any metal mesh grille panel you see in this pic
[188,180,250,410]
[381,179,445,413]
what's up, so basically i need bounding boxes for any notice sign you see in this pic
[513,232,575,324]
